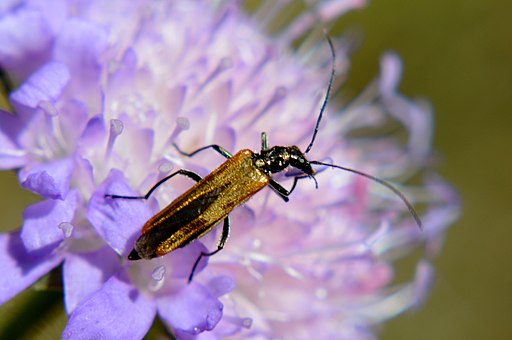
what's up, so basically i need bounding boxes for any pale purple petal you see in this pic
[10,61,70,109]
[63,246,120,314]
[194,332,222,340]
[206,275,236,297]
[20,190,79,252]
[27,0,68,34]
[319,0,367,21]
[386,94,433,162]
[0,231,64,304]
[54,18,107,91]
[379,53,433,161]
[87,169,153,256]
[58,99,90,146]
[0,1,19,14]
[379,52,402,97]
[158,283,223,335]
[111,119,155,175]
[74,156,96,199]
[63,271,156,340]
[51,18,108,110]
[206,315,253,338]
[412,260,435,308]
[280,0,366,41]
[19,157,74,199]
[156,241,209,280]
[0,5,53,77]
[0,109,28,169]
[103,48,139,99]
[78,115,107,151]
[0,109,24,143]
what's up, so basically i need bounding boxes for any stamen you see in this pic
[105,118,124,160]
[39,101,66,158]
[151,265,166,281]
[222,315,253,330]
[158,161,174,178]
[195,57,233,96]
[247,86,286,127]
[0,149,27,157]
[244,251,304,280]
[412,260,434,307]
[39,100,59,116]
[147,265,166,292]
[315,287,328,300]
[58,222,74,238]
[164,117,190,150]
[253,1,287,28]
[365,221,390,249]
[241,318,252,329]
[238,46,274,90]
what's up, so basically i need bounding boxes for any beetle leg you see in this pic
[268,174,314,201]
[188,216,230,283]
[105,169,202,200]
[173,143,233,159]
[268,179,290,202]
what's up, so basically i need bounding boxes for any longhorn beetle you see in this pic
[106,35,422,283]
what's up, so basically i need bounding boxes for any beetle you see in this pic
[106,36,422,282]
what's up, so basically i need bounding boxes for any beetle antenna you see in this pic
[310,160,423,229]
[305,33,336,154]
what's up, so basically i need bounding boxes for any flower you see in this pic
[0,0,459,339]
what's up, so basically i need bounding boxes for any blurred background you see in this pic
[336,1,511,339]
[0,0,510,339]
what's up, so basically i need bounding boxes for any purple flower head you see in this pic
[0,0,459,338]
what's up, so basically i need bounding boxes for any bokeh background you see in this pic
[0,0,510,339]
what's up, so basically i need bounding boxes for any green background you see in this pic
[338,1,511,339]
[0,0,510,338]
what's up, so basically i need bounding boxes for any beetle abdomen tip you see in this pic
[128,249,142,260]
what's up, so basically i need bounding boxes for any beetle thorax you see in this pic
[253,146,315,176]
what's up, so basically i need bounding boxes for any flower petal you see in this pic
[0,1,19,14]
[27,0,68,34]
[0,231,63,304]
[62,271,156,340]
[78,114,107,153]
[63,246,120,314]
[54,19,107,94]
[19,157,74,199]
[54,18,107,108]
[0,6,53,78]
[379,52,402,97]
[10,61,70,109]
[87,169,153,256]
[59,99,90,148]
[20,190,79,252]
[54,18,107,74]
[158,282,223,335]
[0,109,28,169]
[206,275,236,298]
